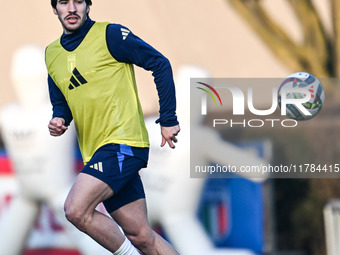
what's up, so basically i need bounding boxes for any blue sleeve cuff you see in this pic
[52,109,73,126]
[155,119,179,127]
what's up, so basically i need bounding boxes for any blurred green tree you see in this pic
[227,0,340,77]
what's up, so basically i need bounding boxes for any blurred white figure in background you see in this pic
[142,65,268,255]
[0,44,111,255]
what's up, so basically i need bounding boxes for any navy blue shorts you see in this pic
[81,143,149,213]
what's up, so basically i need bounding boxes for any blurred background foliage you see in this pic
[227,0,340,78]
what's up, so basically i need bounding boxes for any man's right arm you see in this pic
[47,75,73,136]
[48,75,73,125]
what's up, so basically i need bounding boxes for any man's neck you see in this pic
[60,18,95,51]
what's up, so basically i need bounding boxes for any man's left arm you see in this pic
[106,24,180,148]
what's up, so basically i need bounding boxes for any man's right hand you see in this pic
[48,117,68,136]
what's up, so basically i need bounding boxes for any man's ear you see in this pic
[53,8,58,15]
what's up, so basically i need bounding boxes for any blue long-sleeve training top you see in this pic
[48,18,178,127]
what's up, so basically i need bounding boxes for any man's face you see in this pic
[53,0,90,34]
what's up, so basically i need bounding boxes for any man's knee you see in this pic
[126,227,155,251]
[64,200,90,232]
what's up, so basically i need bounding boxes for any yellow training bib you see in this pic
[46,22,149,163]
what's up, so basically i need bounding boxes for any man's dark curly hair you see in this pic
[51,0,92,9]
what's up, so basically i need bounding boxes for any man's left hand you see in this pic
[161,125,180,149]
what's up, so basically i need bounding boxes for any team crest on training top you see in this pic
[67,54,76,73]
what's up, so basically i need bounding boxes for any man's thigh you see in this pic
[65,172,114,213]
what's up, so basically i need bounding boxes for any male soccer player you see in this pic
[45,1,180,254]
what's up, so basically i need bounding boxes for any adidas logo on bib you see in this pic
[68,67,88,90]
